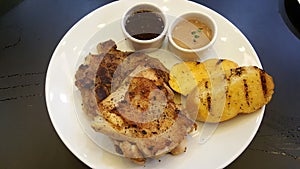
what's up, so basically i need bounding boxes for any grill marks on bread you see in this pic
[186,66,274,123]
[259,70,269,97]
[226,66,272,106]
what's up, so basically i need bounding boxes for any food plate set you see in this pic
[45,0,265,168]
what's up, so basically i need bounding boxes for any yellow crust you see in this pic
[169,59,239,96]
[186,66,275,122]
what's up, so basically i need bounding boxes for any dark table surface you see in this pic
[1,0,299,168]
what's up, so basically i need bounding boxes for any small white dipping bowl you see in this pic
[168,12,217,61]
[121,3,168,51]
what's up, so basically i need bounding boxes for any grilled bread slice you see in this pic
[186,66,275,122]
[169,59,239,96]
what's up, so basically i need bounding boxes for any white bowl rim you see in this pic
[121,2,168,44]
[168,11,218,53]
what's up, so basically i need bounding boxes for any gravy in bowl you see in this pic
[125,10,165,40]
[172,18,212,49]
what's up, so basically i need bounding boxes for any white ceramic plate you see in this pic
[45,0,264,168]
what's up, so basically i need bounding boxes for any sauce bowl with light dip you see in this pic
[121,3,168,51]
[168,12,217,61]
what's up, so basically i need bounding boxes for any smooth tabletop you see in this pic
[1,0,300,168]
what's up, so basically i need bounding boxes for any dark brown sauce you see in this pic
[125,10,165,40]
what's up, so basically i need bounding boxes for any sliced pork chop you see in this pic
[75,40,170,117]
[75,40,196,164]
[92,66,195,162]
[75,40,131,117]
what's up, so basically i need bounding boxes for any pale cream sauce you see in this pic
[172,18,212,49]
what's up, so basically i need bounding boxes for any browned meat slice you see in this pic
[75,40,131,117]
[92,66,195,163]
[75,40,170,117]
[75,40,196,164]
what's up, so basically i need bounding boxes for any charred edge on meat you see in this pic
[153,68,170,82]
[102,102,177,138]
[115,145,124,155]
[95,85,109,101]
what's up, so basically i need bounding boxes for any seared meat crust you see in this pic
[75,40,131,117]
[75,40,195,164]
[92,66,194,160]
[75,40,170,117]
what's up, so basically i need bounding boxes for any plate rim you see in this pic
[45,0,264,168]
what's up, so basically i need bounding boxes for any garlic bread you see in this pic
[186,66,275,122]
[169,59,238,96]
